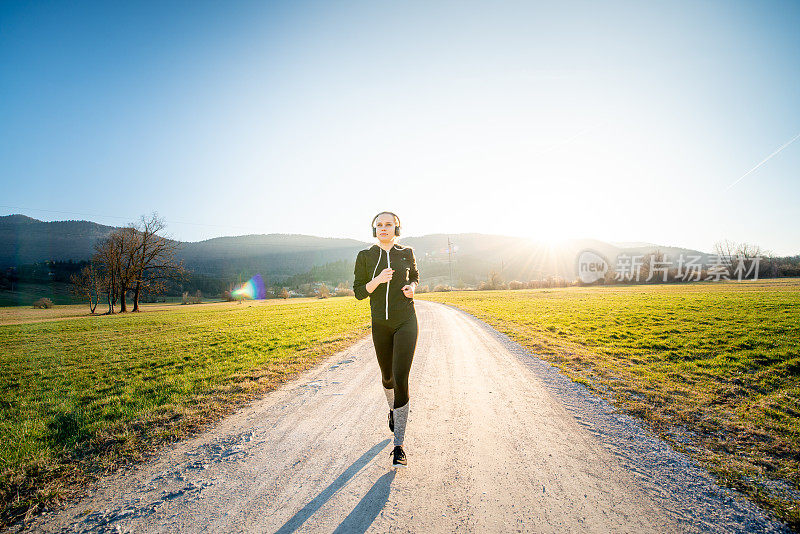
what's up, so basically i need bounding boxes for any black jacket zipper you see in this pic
[353,244,420,320]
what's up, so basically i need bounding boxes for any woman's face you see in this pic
[374,213,398,243]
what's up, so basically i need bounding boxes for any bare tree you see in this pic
[69,262,105,313]
[714,239,769,280]
[486,270,504,290]
[317,283,330,299]
[93,233,122,314]
[713,238,737,259]
[117,226,142,312]
[92,227,140,313]
[129,213,187,312]
[92,213,188,313]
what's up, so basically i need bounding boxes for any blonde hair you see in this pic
[373,211,400,228]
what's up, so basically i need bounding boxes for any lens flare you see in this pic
[232,273,266,300]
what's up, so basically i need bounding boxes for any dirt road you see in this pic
[26,300,789,533]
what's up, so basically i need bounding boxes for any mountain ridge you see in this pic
[0,213,716,283]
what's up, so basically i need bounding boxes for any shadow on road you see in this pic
[332,469,396,533]
[275,438,393,534]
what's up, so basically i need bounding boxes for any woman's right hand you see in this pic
[373,267,394,284]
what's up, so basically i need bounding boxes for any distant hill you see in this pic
[178,234,369,280]
[0,214,714,284]
[0,215,118,266]
[607,241,659,248]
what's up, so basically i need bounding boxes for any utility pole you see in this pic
[447,236,454,286]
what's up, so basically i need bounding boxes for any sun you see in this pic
[536,230,569,249]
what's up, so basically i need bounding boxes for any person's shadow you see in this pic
[274,439,396,534]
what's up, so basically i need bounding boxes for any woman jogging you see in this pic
[352,211,420,468]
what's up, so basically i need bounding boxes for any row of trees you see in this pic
[480,272,575,290]
[70,213,188,313]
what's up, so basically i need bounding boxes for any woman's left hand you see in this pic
[401,284,415,298]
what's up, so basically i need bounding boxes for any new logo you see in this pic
[576,249,609,283]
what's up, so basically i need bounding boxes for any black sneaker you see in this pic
[388,409,394,432]
[389,445,407,468]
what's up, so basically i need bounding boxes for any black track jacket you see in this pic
[353,243,420,321]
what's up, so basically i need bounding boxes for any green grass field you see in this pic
[418,279,800,527]
[0,282,86,307]
[0,297,371,527]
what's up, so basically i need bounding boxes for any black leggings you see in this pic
[372,311,418,409]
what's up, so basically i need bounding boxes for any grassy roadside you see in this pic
[418,279,800,528]
[0,297,371,529]
[0,299,253,326]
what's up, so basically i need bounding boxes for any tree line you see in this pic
[70,213,188,313]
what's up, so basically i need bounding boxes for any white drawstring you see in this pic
[372,246,399,320]
[372,248,382,279]
[385,248,391,319]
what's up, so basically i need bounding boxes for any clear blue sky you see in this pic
[1,0,798,255]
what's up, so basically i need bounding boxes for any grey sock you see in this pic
[383,386,394,410]
[393,401,409,447]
